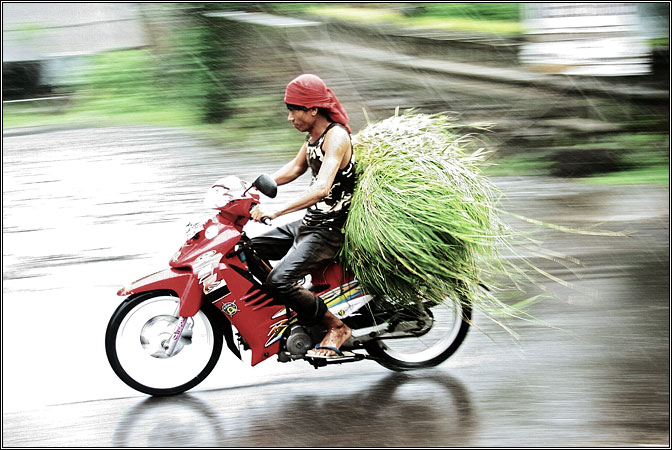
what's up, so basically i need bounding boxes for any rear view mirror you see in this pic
[252,174,277,198]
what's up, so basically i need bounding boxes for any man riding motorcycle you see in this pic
[249,74,355,359]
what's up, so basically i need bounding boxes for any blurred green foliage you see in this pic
[485,132,669,185]
[265,2,524,34]
[483,153,553,177]
[266,3,520,21]
[150,3,241,124]
[582,165,669,185]
[403,3,521,21]
[79,50,166,114]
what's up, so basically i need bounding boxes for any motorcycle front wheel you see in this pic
[105,291,223,396]
[364,298,471,371]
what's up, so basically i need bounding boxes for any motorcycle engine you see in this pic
[286,325,313,355]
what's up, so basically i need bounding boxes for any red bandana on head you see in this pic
[284,74,352,134]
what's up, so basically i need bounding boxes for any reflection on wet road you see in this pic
[111,372,475,447]
[2,127,669,446]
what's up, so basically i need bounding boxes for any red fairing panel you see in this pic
[211,259,286,366]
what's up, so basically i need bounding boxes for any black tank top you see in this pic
[303,122,355,229]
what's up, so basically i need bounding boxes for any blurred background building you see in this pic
[2,3,148,99]
[520,3,658,76]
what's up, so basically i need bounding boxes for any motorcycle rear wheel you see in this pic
[364,298,471,371]
[106,291,223,396]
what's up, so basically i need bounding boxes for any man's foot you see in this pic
[306,311,352,357]
[309,345,356,359]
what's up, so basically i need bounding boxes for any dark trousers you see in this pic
[250,220,345,325]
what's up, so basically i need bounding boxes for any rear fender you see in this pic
[117,268,202,317]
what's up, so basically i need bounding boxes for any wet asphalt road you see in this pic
[2,127,669,447]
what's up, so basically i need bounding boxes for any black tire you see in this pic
[364,300,471,371]
[105,291,224,396]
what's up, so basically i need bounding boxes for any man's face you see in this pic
[287,107,316,132]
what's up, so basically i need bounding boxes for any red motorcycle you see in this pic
[106,175,471,395]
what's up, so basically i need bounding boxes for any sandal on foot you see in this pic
[306,345,355,359]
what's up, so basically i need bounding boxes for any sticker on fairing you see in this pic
[202,274,229,295]
[221,302,239,317]
[194,251,225,293]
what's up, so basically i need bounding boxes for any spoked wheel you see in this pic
[364,298,471,371]
[105,291,223,396]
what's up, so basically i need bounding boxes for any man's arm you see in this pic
[271,143,309,186]
[251,127,350,221]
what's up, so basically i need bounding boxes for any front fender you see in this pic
[117,268,202,317]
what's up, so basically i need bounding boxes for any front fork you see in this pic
[163,304,193,357]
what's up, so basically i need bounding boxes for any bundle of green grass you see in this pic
[340,110,531,326]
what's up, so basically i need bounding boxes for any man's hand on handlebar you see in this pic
[250,204,276,224]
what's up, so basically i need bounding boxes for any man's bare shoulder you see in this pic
[329,123,350,137]
[323,124,351,151]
